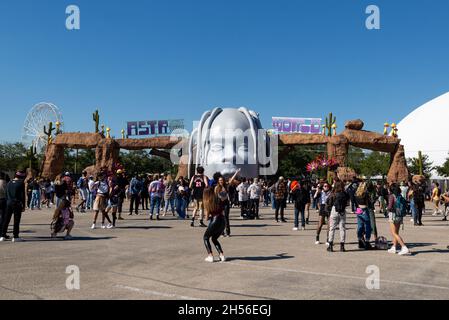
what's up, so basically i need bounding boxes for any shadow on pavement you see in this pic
[227,253,294,261]
[116,226,172,230]
[411,248,449,255]
[230,234,292,237]
[23,236,116,242]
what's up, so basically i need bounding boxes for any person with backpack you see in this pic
[0,171,26,242]
[271,176,287,223]
[291,180,309,231]
[326,181,349,252]
[148,174,164,220]
[346,177,359,213]
[355,182,373,250]
[189,167,209,227]
[387,184,410,255]
[413,182,426,226]
[76,171,89,213]
[163,174,176,217]
[91,172,113,230]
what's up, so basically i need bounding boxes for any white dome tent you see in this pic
[398,92,449,179]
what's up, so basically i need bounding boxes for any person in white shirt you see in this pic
[236,178,249,219]
[247,178,262,219]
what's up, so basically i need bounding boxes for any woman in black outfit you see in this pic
[203,188,226,263]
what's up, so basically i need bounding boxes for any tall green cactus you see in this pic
[325,112,336,137]
[26,145,37,169]
[418,150,423,176]
[93,109,100,133]
[43,122,55,144]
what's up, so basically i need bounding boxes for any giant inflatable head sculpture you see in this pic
[188,107,272,178]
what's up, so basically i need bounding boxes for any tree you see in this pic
[119,150,173,175]
[277,145,325,178]
[436,154,449,177]
[0,142,28,172]
[347,146,366,174]
[407,153,434,179]
[359,151,390,179]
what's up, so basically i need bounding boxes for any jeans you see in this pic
[129,194,140,214]
[274,199,285,221]
[0,199,6,234]
[87,191,93,209]
[328,210,346,243]
[294,206,305,228]
[2,201,23,238]
[176,197,187,218]
[150,195,161,216]
[357,209,372,241]
[410,199,417,222]
[240,200,248,217]
[223,200,231,235]
[31,190,40,209]
[350,194,357,212]
[164,198,175,213]
[250,198,260,218]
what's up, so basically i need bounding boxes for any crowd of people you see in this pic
[1,168,449,261]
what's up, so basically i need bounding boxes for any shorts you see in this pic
[388,211,403,224]
[79,189,88,201]
[319,204,329,217]
[93,195,107,211]
[194,199,204,211]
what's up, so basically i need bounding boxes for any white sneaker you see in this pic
[433,211,437,216]
[101,224,106,229]
[325,242,330,247]
[0,237,5,242]
[315,241,320,245]
[410,218,414,222]
[219,255,227,262]
[106,223,113,229]
[12,238,23,242]
[91,223,96,229]
[292,227,299,231]
[301,227,306,231]
[204,256,214,263]
[398,246,411,256]
[388,246,398,254]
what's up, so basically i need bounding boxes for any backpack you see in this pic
[333,192,347,213]
[395,194,407,217]
[76,177,84,189]
[375,236,388,250]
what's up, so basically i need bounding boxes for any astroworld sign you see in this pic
[272,117,322,134]
[127,119,184,137]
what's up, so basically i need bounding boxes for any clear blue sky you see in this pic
[1,0,449,142]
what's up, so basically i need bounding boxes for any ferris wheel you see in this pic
[22,102,64,152]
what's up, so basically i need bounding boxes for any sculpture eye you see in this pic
[210,144,224,152]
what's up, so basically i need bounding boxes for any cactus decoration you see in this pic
[418,151,424,176]
[106,127,111,138]
[383,123,389,135]
[121,129,125,139]
[93,109,100,133]
[390,123,398,137]
[26,145,37,169]
[332,123,337,136]
[43,122,55,144]
[55,121,62,135]
[325,112,336,137]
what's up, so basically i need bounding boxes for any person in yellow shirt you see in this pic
[431,182,442,216]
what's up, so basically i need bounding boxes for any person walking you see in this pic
[291,180,309,231]
[432,182,442,215]
[128,174,142,215]
[215,169,240,236]
[326,181,349,252]
[314,182,332,245]
[91,172,113,229]
[76,171,89,213]
[236,178,250,219]
[30,178,41,210]
[202,188,226,263]
[413,182,426,226]
[0,171,26,242]
[387,184,410,255]
[0,172,7,240]
[149,174,164,220]
[163,174,176,216]
[247,178,262,219]
[272,177,287,223]
[189,166,209,227]
[51,199,75,240]
[355,182,373,250]
[175,177,189,219]
[140,175,150,211]
[116,170,128,220]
